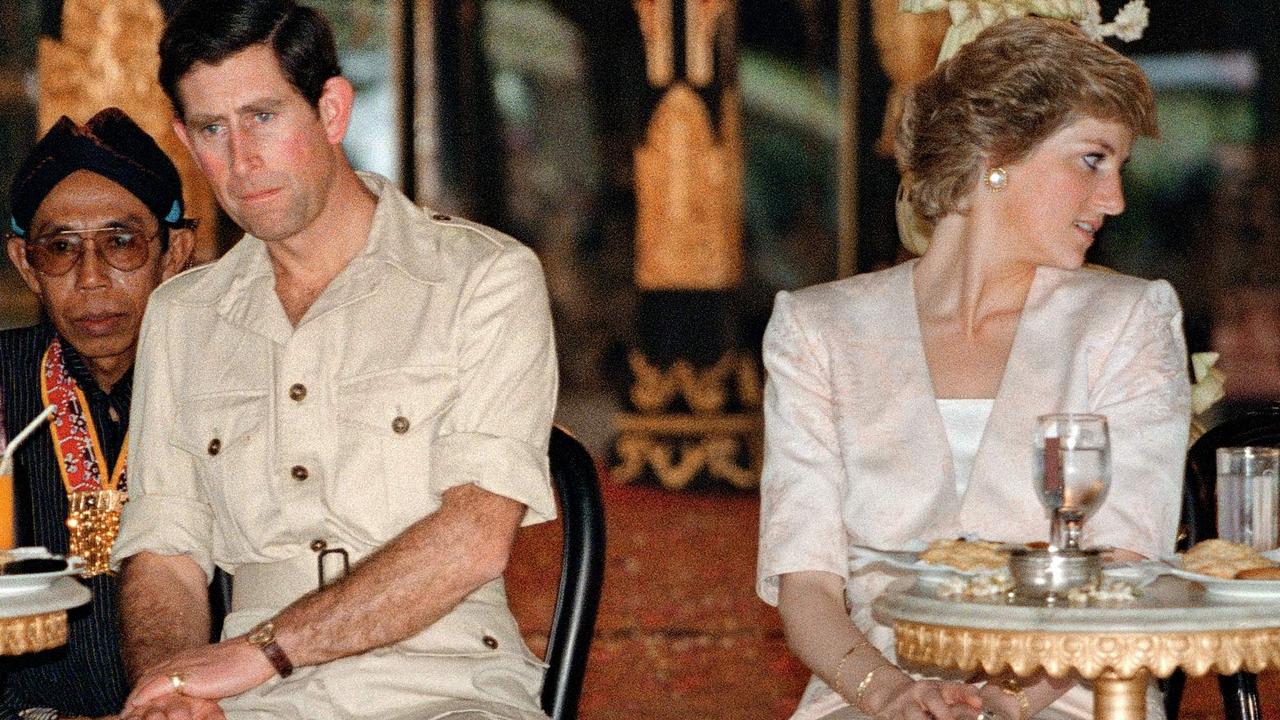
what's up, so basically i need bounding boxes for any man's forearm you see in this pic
[269,483,523,668]
[120,552,212,682]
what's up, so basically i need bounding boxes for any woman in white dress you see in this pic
[757,17,1190,720]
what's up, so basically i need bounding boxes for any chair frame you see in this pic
[542,426,607,720]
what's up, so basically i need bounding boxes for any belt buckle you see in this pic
[316,546,350,589]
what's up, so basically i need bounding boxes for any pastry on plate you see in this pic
[1182,539,1275,579]
[919,538,1009,571]
[1235,566,1280,581]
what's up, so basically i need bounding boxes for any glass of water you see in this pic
[1034,414,1111,550]
[1216,447,1280,551]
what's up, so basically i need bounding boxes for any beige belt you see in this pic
[231,547,357,612]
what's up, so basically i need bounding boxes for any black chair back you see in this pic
[1164,403,1280,720]
[542,426,607,720]
[209,566,233,642]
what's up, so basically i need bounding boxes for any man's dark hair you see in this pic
[159,0,342,118]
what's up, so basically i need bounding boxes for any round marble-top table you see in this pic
[874,576,1280,720]
[0,576,92,655]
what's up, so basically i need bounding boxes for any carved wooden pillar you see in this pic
[868,0,947,156]
[38,0,218,262]
[613,0,760,490]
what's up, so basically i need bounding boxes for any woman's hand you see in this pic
[973,671,1075,720]
[974,681,1026,720]
[1103,547,1146,563]
[862,672,984,720]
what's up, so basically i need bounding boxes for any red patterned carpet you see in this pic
[505,467,1280,719]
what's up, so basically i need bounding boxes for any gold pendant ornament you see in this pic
[41,338,129,577]
[65,489,126,577]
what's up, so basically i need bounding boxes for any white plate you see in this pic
[1161,549,1280,600]
[852,544,1168,590]
[1099,560,1167,588]
[848,544,993,581]
[0,547,85,597]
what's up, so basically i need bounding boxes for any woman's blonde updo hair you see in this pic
[895,17,1159,231]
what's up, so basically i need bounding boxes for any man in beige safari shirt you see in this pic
[113,2,557,719]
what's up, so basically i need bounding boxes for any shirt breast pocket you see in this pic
[169,390,269,555]
[334,367,456,531]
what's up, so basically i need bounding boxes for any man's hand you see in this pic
[119,693,225,720]
[123,638,274,712]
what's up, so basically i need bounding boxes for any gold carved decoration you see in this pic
[869,0,948,155]
[39,0,219,262]
[0,611,68,656]
[629,351,760,413]
[624,0,749,489]
[614,413,762,489]
[634,83,742,290]
[684,0,729,87]
[614,351,762,489]
[635,0,675,86]
[894,621,1280,680]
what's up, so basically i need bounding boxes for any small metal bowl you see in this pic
[1008,547,1102,600]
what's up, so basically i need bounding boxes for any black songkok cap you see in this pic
[8,107,185,238]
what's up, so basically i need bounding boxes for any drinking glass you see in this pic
[1216,447,1280,551]
[0,457,13,551]
[1034,414,1111,550]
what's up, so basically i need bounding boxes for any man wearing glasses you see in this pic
[0,107,195,720]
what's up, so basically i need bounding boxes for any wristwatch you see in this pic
[246,620,294,678]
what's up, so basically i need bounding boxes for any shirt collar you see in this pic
[354,172,447,286]
[168,173,451,342]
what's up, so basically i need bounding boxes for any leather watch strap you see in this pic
[247,621,294,678]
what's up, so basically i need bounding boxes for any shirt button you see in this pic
[208,438,222,456]
[392,416,410,434]
[288,383,307,402]
[291,465,309,481]
[482,635,499,649]
[310,539,328,551]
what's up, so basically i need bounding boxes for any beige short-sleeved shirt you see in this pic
[115,173,557,719]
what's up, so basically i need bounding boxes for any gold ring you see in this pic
[168,672,187,692]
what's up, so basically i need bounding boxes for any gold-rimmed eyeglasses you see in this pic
[23,224,162,277]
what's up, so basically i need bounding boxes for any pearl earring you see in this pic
[986,167,1008,190]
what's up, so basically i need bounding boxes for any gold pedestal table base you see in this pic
[877,577,1280,720]
[0,611,68,655]
[0,575,92,656]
